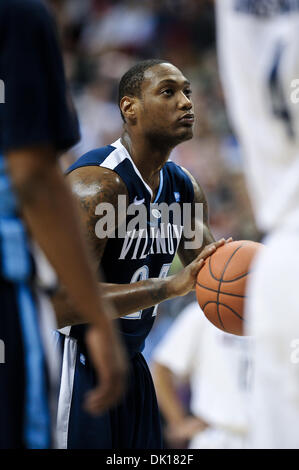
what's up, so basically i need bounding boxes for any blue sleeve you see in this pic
[0,0,79,153]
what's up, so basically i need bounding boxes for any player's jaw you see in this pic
[141,120,194,148]
[167,110,195,144]
[139,107,195,146]
[175,111,195,138]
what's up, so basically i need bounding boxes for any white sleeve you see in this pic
[152,302,205,377]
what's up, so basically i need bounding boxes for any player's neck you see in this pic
[121,131,171,191]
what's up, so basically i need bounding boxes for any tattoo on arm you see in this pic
[51,166,129,327]
[68,166,129,266]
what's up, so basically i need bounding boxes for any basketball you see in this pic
[196,240,263,336]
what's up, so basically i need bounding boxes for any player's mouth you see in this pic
[178,113,194,125]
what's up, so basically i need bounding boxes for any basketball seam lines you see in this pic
[214,244,244,331]
[209,271,250,283]
[216,277,225,331]
[196,281,247,298]
[201,301,245,322]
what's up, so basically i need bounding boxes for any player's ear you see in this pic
[120,96,138,124]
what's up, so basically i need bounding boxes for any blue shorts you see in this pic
[0,279,25,448]
[0,277,52,449]
[57,333,163,449]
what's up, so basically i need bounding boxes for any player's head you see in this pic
[118,59,194,146]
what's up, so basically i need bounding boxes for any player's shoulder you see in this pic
[66,146,128,202]
[0,0,58,52]
[1,0,53,26]
[165,160,190,179]
[177,165,208,205]
[66,145,117,175]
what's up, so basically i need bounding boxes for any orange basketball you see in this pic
[196,240,263,336]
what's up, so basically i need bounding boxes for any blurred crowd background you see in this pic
[50,0,259,434]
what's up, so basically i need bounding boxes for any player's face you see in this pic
[137,63,194,145]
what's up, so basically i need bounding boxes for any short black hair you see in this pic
[118,59,170,122]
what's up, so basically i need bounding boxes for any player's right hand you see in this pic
[83,321,128,415]
[168,238,232,297]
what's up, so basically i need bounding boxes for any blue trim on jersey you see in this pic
[0,217,31,281]
[66,145,116,174]
[153,169,164,203]
[17,284,51,449]
[164,161,194,203]
[0,155,18,216]
[0,154,31,281]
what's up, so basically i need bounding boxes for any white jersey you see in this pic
[216,0,299,233]
[153,302,252,435]
[245,231,299,448]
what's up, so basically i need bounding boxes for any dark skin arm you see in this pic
[53,165,226,328]
[152,362,208,448]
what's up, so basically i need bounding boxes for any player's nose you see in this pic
[178,92,192,110]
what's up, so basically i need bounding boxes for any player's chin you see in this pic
[175,126,193,142]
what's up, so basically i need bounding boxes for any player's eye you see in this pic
[162,89,174,97]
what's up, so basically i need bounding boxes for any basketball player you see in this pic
[152,300,252,449]
[0,0,126,448]
[53,59,231,449]
[216,0,299,448]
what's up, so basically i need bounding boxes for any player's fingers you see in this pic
[84,366,127,414]
[84,383,124,415]
[195,243,218,262]
[213,237,226,248]
[193,258,205,269]
[84,390,109,415]
[199,238,228,260]
[85,381,125,414]
[190,258,205,281]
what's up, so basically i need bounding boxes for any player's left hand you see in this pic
[83,322,128,415]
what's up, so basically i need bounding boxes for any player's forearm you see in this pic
[53,276,178,328]
[7,149,113,329]
[53,242,225,328]
[152,362,187,426]
[102,277,180,317]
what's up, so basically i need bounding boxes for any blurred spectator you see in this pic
[71,77,123,158]
[152,300,253,449]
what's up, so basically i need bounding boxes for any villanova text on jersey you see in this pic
[94,195,204,261]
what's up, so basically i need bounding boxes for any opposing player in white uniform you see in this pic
[216,0,299,448]
[152,301,252,449]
